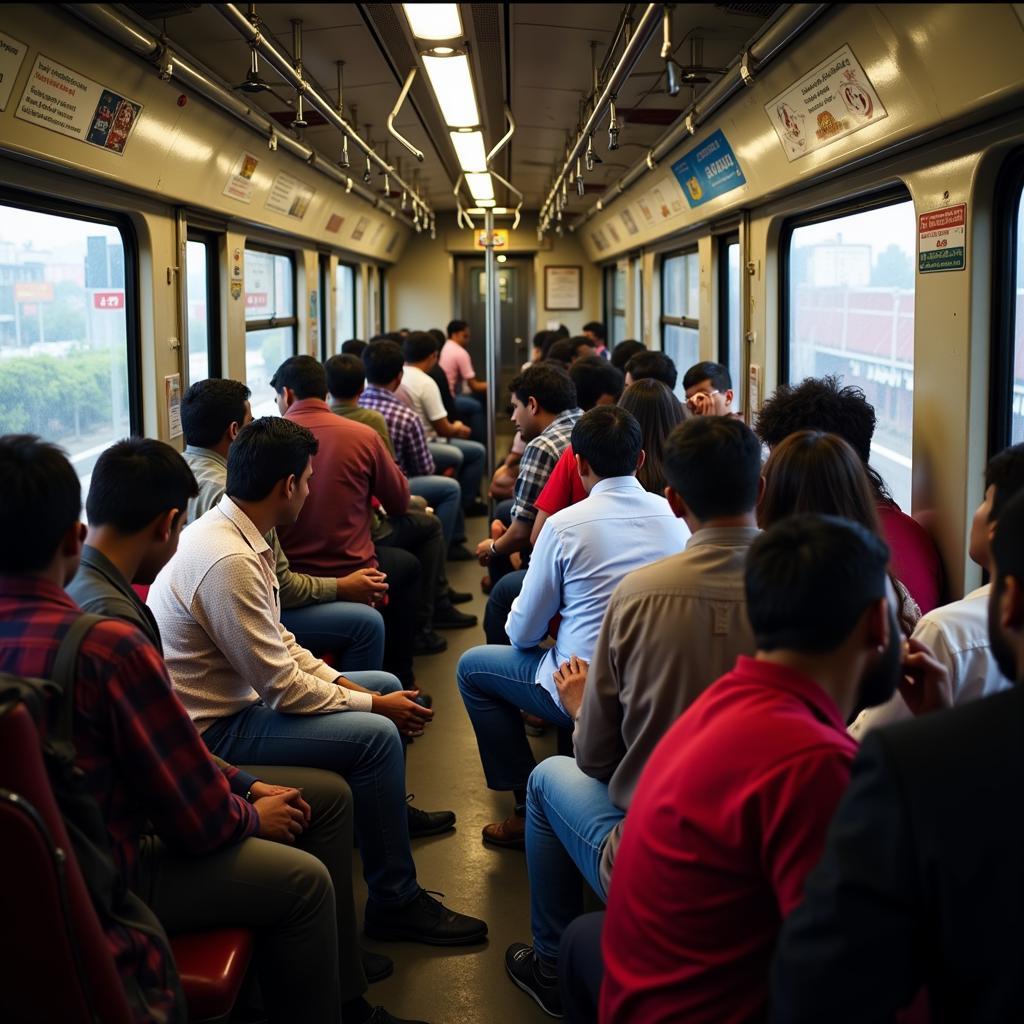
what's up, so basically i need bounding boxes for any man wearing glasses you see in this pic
[683,361,740,417]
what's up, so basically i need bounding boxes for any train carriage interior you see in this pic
[1,2,1023,1022]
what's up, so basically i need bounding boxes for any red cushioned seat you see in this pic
[171,929,254,1023]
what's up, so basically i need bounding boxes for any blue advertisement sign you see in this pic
[670,129,746,208]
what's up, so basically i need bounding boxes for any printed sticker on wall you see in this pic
[670,129,747,208]
[386,231,400,254]
[764,44,887,162]
[265,171,315,218]
[0,31,29,112]
[326,213,345,233]
[918,203,966,273]
[351,216,370,241]
[16,54,143,154]
[370,222,386,246]
[223,151,259,204]
[606,221,621,244]
[591,228,607,252]
[636,194,654,225]
[621,209,639,236]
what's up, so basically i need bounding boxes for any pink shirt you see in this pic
[440,339,476,395]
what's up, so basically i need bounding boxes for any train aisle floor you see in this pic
[351,516,562,1024]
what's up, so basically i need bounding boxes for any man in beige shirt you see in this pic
[504,416,763,1015]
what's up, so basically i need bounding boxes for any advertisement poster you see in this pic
[165,374,182,439]
[606,220,621,244]
[636,193,654,225]
[17,54,142,154]
[386,231,400,254]
[621,209,639,236]
[265,171,315,218]
[591,228,607,253]
[0,31,29,112]
[918,203,966,273]
[351,216,370,241]
[223,151,259,204]
[764,44,886,162]
[670,129,747,208]
[326,212,345,234]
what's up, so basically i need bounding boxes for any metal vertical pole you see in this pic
[484,209,498,486]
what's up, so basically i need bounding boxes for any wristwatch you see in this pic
[244,787,254,803]
[489,540,498,558]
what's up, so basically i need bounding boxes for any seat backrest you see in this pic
[0,697,134,1024]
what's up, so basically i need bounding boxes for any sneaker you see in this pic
[413,629,447,656]
[433,603,478,629]
[505,943,563,1018]
[482,812,526,849]
[447,542,475,562]
[360,947,394,983]
[364,889,488,946]
[464,498,489,518]
[407,795,456,838]
[364,1008,429,1024]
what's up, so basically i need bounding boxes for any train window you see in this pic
[631,256,644,341]
[244,246,296,417]
[336,262,357,352]
[783,200,916,509]
[185,234,221,383]
[661,248,700,393]
[1008,176,1024,444]
[0,200,136,492]
[605,264,627,345]
[719,236,742,413]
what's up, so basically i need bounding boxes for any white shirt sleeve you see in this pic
[421,374,448,423]
[506,520,564,649]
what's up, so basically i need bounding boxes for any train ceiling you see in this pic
[140,3,777,215]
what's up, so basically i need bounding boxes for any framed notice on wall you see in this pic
[544,265,582,311]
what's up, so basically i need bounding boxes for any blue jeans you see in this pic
[526,756,622,962]
[202,671,420,908]
[409,474,461,547]
[429,439,486,509]
[483,569,527,645]
[455,394,486,444]
[280,601,385,671]
[456,645,573,793]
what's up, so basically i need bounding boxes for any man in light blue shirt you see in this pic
[457,405,689,849]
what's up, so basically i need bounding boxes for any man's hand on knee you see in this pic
[372,690,434,737]
[252,787,308,843]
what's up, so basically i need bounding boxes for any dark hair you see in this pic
[683,360,732,392]
[404,331,439,364]
[625,351,678,391]
[447,319,468,337]
[759,430,881,535]
[0,435,81,572]
[986,443,1024,521]
[362,340,405,385]
[619,379,688,494]
[570,356,625,411]
[571,405,642,479]
[532,329,552,352]
[428,328,446,350]
[227,417,319,502]
[755,375,891,502]
[992,489,1024,588]
[582,321,607,343]
[270,355,327,401]
[663,416,761,519]
[340,338,367,358]
[746,514,890,652]
[552,324,570,340]
[611,339,645,371]
[569,336,597,359]
[324,354,366,400]
[509,363,577,414]
[181,378,251,448]
[544,338,574,367]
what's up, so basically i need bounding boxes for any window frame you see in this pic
[333,259,358,358]
[717,233,740,366]
[318,252,331,361]
[243,242,298,343]
[660,246,700,337]
[0,186,143,435]
[186,229,222,380]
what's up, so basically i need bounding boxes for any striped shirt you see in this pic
[510,408,583,523]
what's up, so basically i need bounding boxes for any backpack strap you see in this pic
[50,614,106,755]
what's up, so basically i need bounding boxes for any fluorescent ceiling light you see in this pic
[466,172,494,202]
[477,199,496,208]
[422,51,480,128]
[403,3,463,41]
[450,130,487,172]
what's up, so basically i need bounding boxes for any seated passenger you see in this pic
[506,416,761,1016]
[582,321,609,360]
[682,360,740,417]
[569,336,597,363]
[610,339,645,372]
[0,435,414,1024]
[426,328,459,422]
[180,378,387,672]
[770,493,1024,1023]
[600,514,950,1024]
[440,319,486,443]
[458,406,688,849]
[624,350,678,392]
[341,337,368,358]
[756,373,944,613]
[324,353,395,453]
[759,430,921,638]
[148,418,487,946]
[64,436,410,1018]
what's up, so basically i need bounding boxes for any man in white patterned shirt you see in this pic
[149,416,487,947]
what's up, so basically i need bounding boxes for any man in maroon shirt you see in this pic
[599,514,949,1024]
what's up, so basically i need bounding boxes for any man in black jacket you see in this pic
[770,491,1024,1023]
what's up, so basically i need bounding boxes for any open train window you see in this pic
[0,194,139,494]
[604,264,627,346]
[661,248,700,397]
[781,195,916,510]
[244,245,296,417]
[336,262,357,353]
[718,235,742,413]
[185,233,221,383]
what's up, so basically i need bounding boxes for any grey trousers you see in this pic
[137,766,367,1023]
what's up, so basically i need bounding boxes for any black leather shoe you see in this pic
[407,795,456,837]
[413,629,447,655]
[505,943,563,1018]
[464,498,489,518]
[447,542,475,561]
[433,603,478,629]
[364,1008,430,1024]
[447,587,473,605]
[360,947,394,983]
[364,890,488,946]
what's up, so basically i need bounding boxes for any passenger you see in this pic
[459,406,687,849]
[610,338,645,372]
[769,492,1024,1023]
[64,436,410,1018]
[440,318,486,443]
[755,373,944,613]
[341,337,368,358]
[426,327,458,422]
[543,337,575,367]
[759,430,921,638]
[624,350,678,391]
[402,331,489,525]
[507,416,760,1017]
[600,514,950,1024]
[148,418,488,947]
[324,354,395,452]
[682,360,739,417]
[850,441,1024,736]
[568,335,597,363]
[476,363,582,583]
[526,329,551,369]
[582,320,610,359]
[180,378,388,672]
[0,435,416,1024]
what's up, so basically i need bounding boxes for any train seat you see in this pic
[171,929,254,1023]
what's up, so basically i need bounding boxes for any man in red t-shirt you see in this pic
[597,514,950,1024]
